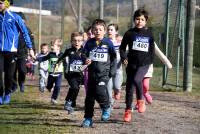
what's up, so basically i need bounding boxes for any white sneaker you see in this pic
[51,99,58,105]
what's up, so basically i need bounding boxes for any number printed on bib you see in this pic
[132,36,150,52]
[89,51,108,62]
[70,64,82,72]
[69,60,83,72]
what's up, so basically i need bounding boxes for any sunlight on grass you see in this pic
[0,88,74,134]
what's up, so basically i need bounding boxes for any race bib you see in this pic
[89,51,108,62]
[132,36,150,52]
[69,64,82,72]
[69,60,83,72]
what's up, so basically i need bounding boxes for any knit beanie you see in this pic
[0,0,10,8]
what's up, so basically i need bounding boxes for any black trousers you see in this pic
[65,73,83,107]
[84,76,110,118]
[125,64,149,109]
[46,74,62,100]
[13,57,27,86]
[0,52,17,96]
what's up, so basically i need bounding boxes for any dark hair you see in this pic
[92,19,106,29]
[86,26,92,32]
[40,43,48,49]
[17,12,26,20]
[108,23,119,31]
[133,9,148,21]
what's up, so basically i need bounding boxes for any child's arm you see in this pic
[109,42,117,78]
[56,49,69,64]
[154,42,172,69]
[120,32,129,65]
[83,41,92,66]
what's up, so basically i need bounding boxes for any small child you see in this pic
[56,32,87,114]
[107,23,123,107]
[141,42,172,104]
[83,26,95,94]
[120,9,155,122]
[36,39,63,104]
[26,54,34,78]
[37,43,49,92]
[81,19,117,127]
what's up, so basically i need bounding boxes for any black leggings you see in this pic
[125,65,149,109]
[0,52,17,96]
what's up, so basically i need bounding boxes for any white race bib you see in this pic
[69,64,82,72]
[89,51,108,62]
[132,41,149,52]
[69,60,83,72]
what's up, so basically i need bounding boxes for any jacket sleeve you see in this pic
[27,27,35,50]
[57,49,69,64]
[15,14,32,49]
[108,42,117,77]
[119,31,129,62]
[81,49,88,64]
[36,53,50,62]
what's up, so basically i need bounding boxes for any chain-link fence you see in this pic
[12,0,199,89]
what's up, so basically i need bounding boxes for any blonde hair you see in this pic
[51,39,63,47]
[0,0,10,8]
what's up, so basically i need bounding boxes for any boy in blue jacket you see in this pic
[81,19,116,127]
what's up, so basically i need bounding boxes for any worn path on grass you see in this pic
[20,78,200,133]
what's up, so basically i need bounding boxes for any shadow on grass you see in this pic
[7,102,64,111]
[0,118,80,128]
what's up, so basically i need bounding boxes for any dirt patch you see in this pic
[25,78,200,134]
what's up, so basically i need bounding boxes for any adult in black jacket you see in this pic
[12,12,35,92]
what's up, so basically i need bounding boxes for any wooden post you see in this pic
[131,0,138,27]
[61,0,66,41]
[99,0,104,19]
[38,0,42,52]
[78,0,82,32]
[183,0,196,92]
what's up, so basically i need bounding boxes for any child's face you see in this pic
[107,25,118,39]
[134,15,147,28]
[0,2,6,12]
[41,46,48,54]
[93,25,106,40]
[87,29,94,39]
[71,36,83,49]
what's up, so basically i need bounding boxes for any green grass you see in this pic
[0,88,74,134]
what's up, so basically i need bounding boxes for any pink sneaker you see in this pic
[144,93,152,104]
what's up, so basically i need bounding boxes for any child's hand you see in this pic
[123,59,128,65]
[86,59,92,65]
[29,49,35,58]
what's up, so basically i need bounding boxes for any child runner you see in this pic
[56,32,87,114]
[107,23,123,108]
[37,43,49,92]
[120,9,155,122]
[141,42,172,104]
[83,26,95,94]
[36,39,63,104]
[81,19,117,127]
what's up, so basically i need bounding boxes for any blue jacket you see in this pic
[84,37,117,80]
[0,10,32,52]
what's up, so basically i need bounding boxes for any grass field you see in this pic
[0,89,75,134]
